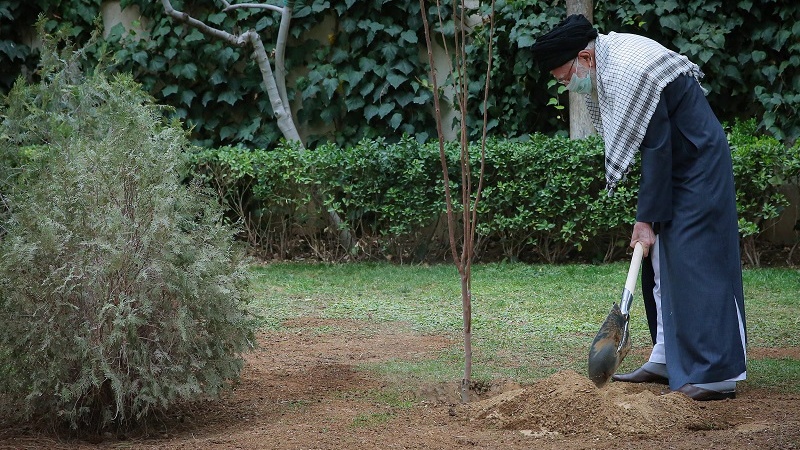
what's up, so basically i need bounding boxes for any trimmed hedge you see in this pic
[189,122,800,264]
[730,119,800,266]
[475,135,637,263]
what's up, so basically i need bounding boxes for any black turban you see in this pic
[531,14,598,72]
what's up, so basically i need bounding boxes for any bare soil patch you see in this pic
[1,317,798,450]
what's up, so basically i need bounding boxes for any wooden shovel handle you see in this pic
[625,242,645,295]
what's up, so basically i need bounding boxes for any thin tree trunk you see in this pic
[420,0,495,404]
[246,32,301,142]
[460,273,472,400]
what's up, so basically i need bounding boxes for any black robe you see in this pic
[636,74,747,390]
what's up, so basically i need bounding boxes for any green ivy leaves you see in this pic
[596,0,800,142]
[468,0,800,143]
[292,0,436,147]
[2,0,797,150]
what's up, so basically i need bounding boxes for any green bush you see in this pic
[0,40,256,431]
[475,135,637,263]
[314,137,448,261]
[190,142,317,258]
[190,129,797,265]
[730,119,800,266]
[189,136,640,263]
[189,137,450,262]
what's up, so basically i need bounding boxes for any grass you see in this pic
[350,411,395,428]
[250,262,800,392]
[747,358,800,390]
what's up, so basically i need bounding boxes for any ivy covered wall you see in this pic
[463,0,799,143]
[1,0,798,149]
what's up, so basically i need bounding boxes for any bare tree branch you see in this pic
[223,2,283,14]
[160,0,356,251]
[161,0,247,46]
[160,0,300,142]
[222,0,293,109]
[273,5,292,109]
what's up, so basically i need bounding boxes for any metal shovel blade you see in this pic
[587,243,643,388]
[587,301,632,388]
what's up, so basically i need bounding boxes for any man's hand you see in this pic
[631,222,656,257]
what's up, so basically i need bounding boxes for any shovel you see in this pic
[587,242,644,388]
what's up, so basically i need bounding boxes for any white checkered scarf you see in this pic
[584,32,704,193]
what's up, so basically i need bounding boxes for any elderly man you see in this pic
[532,15,747,401]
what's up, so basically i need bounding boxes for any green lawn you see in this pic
[250,262,800,392]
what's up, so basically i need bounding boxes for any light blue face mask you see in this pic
[566,71,592,94]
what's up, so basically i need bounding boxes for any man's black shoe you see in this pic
[672,384,736,401]
[611,366,669,384]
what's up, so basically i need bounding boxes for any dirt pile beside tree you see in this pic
[461,370,722,436]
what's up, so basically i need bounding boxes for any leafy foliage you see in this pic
[313,136,448,259]
[291,1,440,147]
[467,0,800,143]
[188,137,635,264]
[0,0,103,92]
[189,137,450,262]
[475,135,637,262]
[5,0,795,148]
[190,142,318,258]
[0,39,256,431]
[730,119,800,266]
[189,127,796,264]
